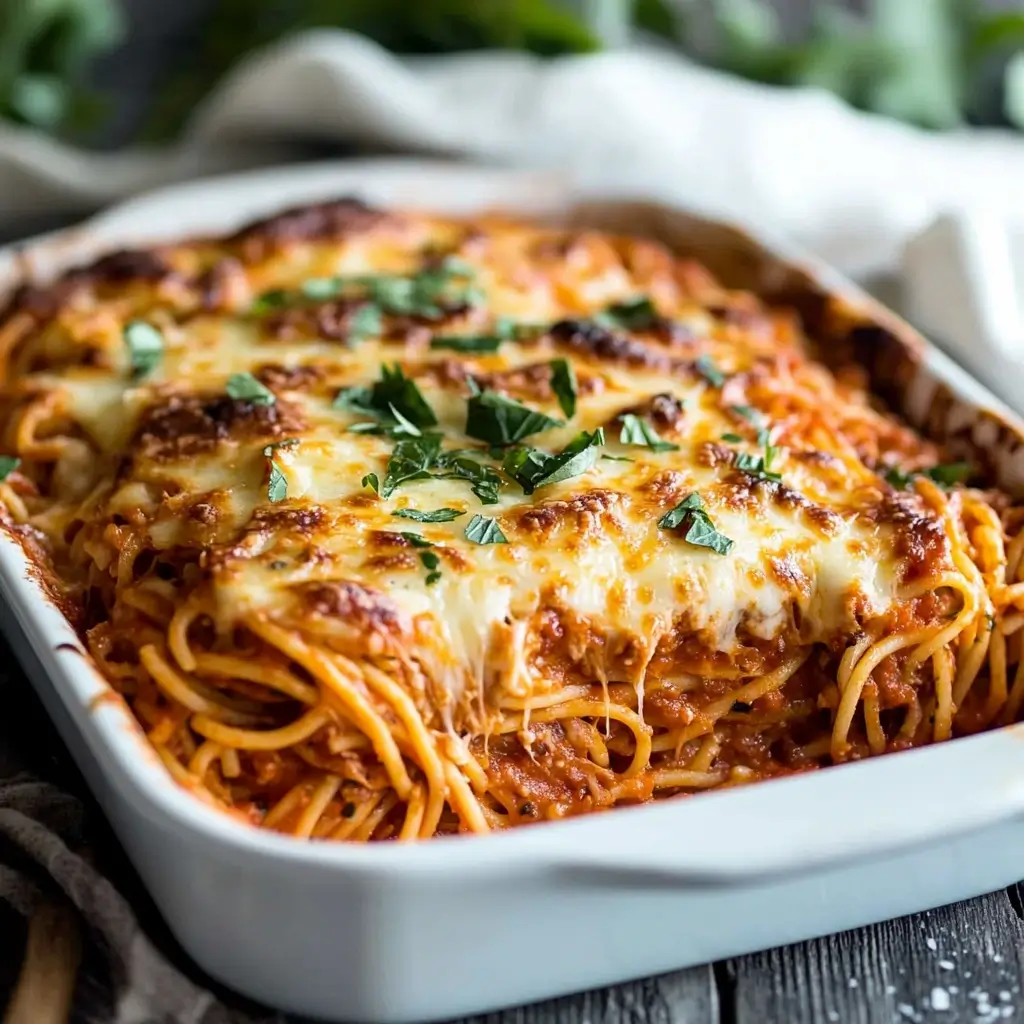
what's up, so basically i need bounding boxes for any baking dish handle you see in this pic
[542,729,1024,887]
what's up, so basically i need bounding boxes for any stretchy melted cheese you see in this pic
[0,198,1016,840]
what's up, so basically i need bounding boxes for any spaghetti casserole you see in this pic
[1,198,1022,841]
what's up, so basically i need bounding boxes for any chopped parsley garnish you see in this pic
[603,454,635,462]
[658,492,734,555]
[0,456,20,481]
[124,321,164,379]
[596,296,659,331]
[226,373,275,405]
[730,405,771,445]
[362,473,380,494]
[399,532,432,548]
[371,364,438,429]
[730,404,762,424]
[419,550,442,585]
[618,414,679,452]
[432,451,503,505]
[334,364,437,433]
[348,303,383,342]
[391,507,464,523]
[263,440,298,504]
[430,317,521,354]
[928,462,972,487]
[359,257,481,320]
[465,380,562,445]
[464,514,508,545]
[266,462,288,503]
[884,462,972,490]
[550,359,577,419]
[249,289,291,315]
[721,433,744,443]
[695,355,727,388]
[380,434,443,499]
[503,428,605,494]
[300,277,343,301]
[734,435,783,483]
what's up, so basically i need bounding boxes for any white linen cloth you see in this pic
[3,29,1024,280]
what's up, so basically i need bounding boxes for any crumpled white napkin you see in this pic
[5,28,1024,278]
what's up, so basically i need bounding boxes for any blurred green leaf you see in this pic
[633,0,681,41]
[1004,50,1024,130]
[147,0,600,141]
[0,0,123,132]
[860,0,965,130]
[971,11,1024,61]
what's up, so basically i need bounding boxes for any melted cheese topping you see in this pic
[3,202,956,712]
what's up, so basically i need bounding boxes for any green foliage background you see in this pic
[7,0,1024,142]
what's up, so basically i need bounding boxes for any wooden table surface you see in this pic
[3,3,1024,1020]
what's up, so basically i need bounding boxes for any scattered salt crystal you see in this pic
[949,986,959,994]
[886,985,897,995]
[930,987,951,1011]
[897,1003,921,1022]
[926,937,938,951]
[848,978,858,988]
[826,1012,839,1022]
[939,960,955,970]
[994,954,1004,963]
[999,991,1012,1002]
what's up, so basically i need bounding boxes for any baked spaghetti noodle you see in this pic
[2,198,1023,841]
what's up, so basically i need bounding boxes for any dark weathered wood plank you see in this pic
[468,967,719,1024]
[727,890,1024,1024]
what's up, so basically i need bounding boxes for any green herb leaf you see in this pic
[386,404,422,438]
[464,514,508,545]
[503,428,605,494]
[658,492,734,555]
[399,532,433,548]
[619,413,680,452]
[430,317,520,353]
[603,454,635,462]
[550,358,578,418]
[301,277,343,301]
[250,289,291,315]
[362,473,380,494]
[926,462,972,487]
[267,461,288,503]
[695,355,727,388]
[430,334,504,354]
[419,550,441,571]
[683,510,736,554]
[391,507,465,523]
[124,321,164,379]
[372,363,438,429]
[597,295,659,331]
[432,451,503,505]
[348,303,383,342]
[465,388,562,445]
[226,372,275,405]
[731,404,766,425]
[0,456,20,481]
[721,433,744,443]
[735,451,782,483]
[885,461,972,490]
[658,492,706,529]
[381,434,444,499]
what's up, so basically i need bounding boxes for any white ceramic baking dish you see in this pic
[4,159,1024,1024]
